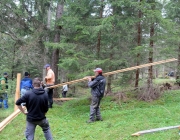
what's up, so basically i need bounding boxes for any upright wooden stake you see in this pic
[14,73,21,111]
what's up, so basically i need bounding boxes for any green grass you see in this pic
[153,78,176,84]
[0,95,15,122]
[1,90,180,140]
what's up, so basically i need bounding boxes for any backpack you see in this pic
[96,79,106,97]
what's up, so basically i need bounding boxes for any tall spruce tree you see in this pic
[165,0,180,79]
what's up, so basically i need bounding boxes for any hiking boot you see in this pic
[86,119,95,123]
[96,118,103,121]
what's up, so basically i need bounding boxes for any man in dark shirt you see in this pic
[16,78,53,140]
[87,68,106,123]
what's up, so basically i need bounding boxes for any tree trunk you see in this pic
[147,0,156,88]
[11,43,16,80]
[97,0,104,59]
[52,2,64,97]
[43,1,52,82]
[107,75,112,94]
[176,45,180,79]
[106,52,113,93]
[135,0,142,88]
[147,24,155,87]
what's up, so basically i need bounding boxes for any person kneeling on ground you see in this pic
[86,68,106,123]
[16,78,53,140]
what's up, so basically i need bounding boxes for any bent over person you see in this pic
[16,78,53,140]
[87,68,106,123]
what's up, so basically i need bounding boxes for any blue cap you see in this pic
[3,72,8,76]
[44,64,50,69]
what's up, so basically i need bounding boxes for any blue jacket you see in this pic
[88,75,106,97]
[20,77,33,90]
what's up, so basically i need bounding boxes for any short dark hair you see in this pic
[33,78,41,87]
[4,72,8,76]
[24,72,30,76]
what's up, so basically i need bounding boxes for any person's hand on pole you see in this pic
[88,77,92,82]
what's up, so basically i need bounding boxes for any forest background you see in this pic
[0,0,180,99]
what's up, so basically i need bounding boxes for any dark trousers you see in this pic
[0,93,8,109]
[45,88,53,108]
[89,96,102,121]
[62,91,67,97]
[25,118,53,140]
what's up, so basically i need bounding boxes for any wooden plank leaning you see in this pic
[14,73,21,111]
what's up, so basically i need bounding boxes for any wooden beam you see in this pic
[14,73,21,111]
[131,125,180,136]
[48,58,177,89]
[53,98,76,101]
[0,109,21,132]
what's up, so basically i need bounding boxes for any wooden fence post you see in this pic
[14,73,21,111]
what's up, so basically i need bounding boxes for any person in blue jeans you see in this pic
[20,72,33,97]
[0,72,9,109]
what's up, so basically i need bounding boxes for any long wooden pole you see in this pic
[131,125,180,136]
[14,73,21,111]
[48,58,177,89]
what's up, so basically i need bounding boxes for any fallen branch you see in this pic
[131,125,180,136]
[53,98,76,101]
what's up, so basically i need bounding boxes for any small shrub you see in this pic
[137,84,162,102]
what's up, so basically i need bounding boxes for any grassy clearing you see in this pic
[1,89,180,140]
[0,95,15,122]
[0,79,16,122]
[153,78,176,84]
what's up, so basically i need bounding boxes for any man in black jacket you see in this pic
[16,78,53,140]
[87,68,106,123]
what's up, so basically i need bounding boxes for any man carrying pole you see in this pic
[86,68,106,123]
